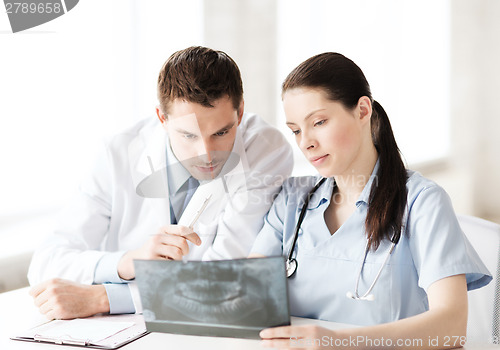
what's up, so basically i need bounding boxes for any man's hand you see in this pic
[117,224,202,280]
[29,279,110,320]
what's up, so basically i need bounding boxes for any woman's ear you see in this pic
[357,96,372,125]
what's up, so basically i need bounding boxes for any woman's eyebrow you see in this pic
[286,108,326,126]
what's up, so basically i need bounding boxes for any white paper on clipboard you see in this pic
[11,314,148,349]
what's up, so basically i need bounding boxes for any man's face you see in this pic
[158,96,243,181]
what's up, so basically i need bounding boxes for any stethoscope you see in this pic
[285,177,402,301]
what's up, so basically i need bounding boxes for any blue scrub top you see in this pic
[250,162,492,326]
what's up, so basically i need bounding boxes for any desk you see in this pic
[0,288,352,350]
[1,288,498,349]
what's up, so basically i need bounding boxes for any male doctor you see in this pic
[28,46,293,320]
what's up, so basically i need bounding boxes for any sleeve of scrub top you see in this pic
[249,181,291,257]
[199,116,293,260]
[27,140,115,285]
[407,184,492,292]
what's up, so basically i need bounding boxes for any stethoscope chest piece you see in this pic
[286,258,297,278]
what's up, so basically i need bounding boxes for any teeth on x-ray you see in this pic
[170,293,258,323]
[160,263,261,323]
[175,280,243,303]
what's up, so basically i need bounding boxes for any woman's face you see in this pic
[283,88,369,178]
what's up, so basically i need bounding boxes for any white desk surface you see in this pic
[1,287,499,349]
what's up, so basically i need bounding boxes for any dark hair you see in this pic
[157,46,243,113]
[282,53,407,250]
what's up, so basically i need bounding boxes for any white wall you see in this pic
[0,0,204,292]
[203,0,278,126]
[1,0,499,292]
[434,0,500,221]
[203,0,500,222]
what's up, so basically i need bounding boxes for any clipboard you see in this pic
[11,314,148,349]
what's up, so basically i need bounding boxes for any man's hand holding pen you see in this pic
[30,210,209,320]
[117,225,202,280]
[117,195,212,280]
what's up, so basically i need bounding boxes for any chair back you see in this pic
[458,214,500,344]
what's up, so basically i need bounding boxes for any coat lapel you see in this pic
[128,123,172,224]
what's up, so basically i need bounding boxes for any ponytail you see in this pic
[365,100,407,250]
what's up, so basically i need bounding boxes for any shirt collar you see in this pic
[165,141,191,195]
[306,176,335,210]
[306,158,380,210]
[355,158,380,206]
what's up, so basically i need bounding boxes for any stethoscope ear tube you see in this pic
[348,206,408,300]
[284,174,407,303]
[286,177,327,278]
[348,240,396,301]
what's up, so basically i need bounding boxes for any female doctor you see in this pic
[249,52,491,349]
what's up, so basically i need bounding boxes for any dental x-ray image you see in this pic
[134,257,290,338]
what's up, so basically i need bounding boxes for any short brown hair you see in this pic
[157,46,243,113]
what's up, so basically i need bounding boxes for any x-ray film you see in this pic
[134,257,290,338]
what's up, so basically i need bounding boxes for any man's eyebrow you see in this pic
[175,127,198,135]
[286,108,326,126]
[212,121,236,135]
[174,121,236,135]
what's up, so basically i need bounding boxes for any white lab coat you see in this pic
[28,113,293,285]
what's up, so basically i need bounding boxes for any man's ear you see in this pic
[237,100,244,126]
[357,96,372,125]
[156,106,167,125]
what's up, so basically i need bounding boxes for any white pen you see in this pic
[189,194,212,229]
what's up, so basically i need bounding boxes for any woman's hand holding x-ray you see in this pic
[260,325,336,349]
[117,225,202,280]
